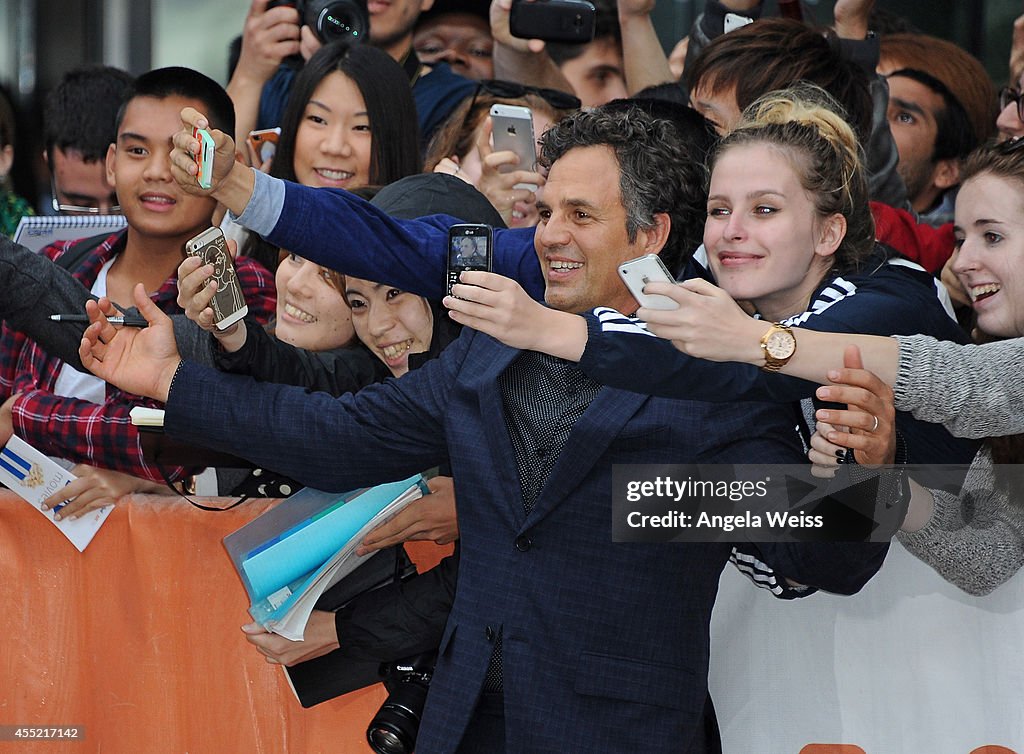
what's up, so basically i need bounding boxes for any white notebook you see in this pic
[13,214,127,252]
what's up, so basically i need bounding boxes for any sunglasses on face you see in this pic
[999,87,1024,123]
[470,79,581,113]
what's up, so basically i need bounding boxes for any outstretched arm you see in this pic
[617,0,674,94]
[79,284,183,404]
[0,237,97,370]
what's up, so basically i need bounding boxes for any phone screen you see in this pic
[446,225,493,297]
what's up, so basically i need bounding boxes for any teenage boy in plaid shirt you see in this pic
[0,67,275,515]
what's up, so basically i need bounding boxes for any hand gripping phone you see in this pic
[509,0,596,43]
[192,126,215,189]
[490,104,538,192]
[247,127,281,164]
[446,224,493,297]
[617,254,679,311]
[184,227,248,330]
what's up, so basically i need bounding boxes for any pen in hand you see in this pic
[49,313,149,328]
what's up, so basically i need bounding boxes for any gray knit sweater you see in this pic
[893,334,1024,595]
[893,334,1024,437]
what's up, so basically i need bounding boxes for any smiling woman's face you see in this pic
[344,277,434,377]
[952,172,1024,338]
[274,252,355,351]
[704,143,842,322]
[292,71,373,191]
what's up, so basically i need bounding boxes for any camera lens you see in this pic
[367,721,413,754]
[366,681,428,754]
[307,0,369,43]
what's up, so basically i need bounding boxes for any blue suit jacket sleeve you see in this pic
[164,329,477,491]
[264,181,544,301]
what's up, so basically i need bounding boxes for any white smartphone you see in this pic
[184,227,248,330]
[490,104,538,192]
[617,254,679,311]
[723,12,754,33]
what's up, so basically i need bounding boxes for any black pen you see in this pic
[49,314,149,328]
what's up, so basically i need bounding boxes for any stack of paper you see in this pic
[223,474,428,640]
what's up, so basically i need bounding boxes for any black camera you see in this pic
[366,652,435,754]
[268,0,369,44]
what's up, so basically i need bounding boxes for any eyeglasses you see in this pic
[50,175,121,215]
[995,134,1024,155]
[999,87,1024,123]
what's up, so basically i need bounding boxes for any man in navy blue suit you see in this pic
[83,106,889,753]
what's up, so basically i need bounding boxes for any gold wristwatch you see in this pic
[759,323,796,372]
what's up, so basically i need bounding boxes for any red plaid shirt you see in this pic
[0,230,276,482]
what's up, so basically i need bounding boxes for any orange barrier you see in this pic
[0,491,451,754]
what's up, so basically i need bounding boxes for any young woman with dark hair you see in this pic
[269,40,421,189]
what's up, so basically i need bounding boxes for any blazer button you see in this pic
[515,535,532,552]
[485,626,495,641]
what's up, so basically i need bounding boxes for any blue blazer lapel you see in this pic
[524,387,649,526]
[465,337,528,527]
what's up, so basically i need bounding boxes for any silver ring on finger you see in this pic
[869,414,879,433]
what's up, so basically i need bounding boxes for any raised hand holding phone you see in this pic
[184,227,249,330]
[445,270,586,357]
[171,108,256,215]
[617,254,678,312]
[490,104,538,191]
[246,126,281,168]
[446,224,494,297]
[636,277,768,364]
[192,126,216,189]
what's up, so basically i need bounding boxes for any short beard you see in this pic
[371,18,418,54]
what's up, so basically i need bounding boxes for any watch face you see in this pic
[765,329,795,359]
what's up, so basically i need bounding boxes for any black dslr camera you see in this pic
[366,652,436,754]
[267,0,369,44]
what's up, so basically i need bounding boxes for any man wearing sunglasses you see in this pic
[998,75,1024,142]
[43,65,134,215]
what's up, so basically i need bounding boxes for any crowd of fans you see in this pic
[2,0,1024,750]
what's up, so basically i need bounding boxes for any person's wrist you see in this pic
[745,319,772,365]
[216,163,257,216]
[617,5,654,23]
[159,358,185,403]
[538,310,587,361]
[227,68,271,90]
[214,321,247,353]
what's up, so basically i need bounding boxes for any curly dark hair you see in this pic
[538,103,716,274]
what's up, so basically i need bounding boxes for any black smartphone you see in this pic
[446,224,493,297]
[509,0,596,44]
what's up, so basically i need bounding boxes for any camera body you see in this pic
[366,653,435,754]
[509,0,596,44]
[267,0,369,44]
